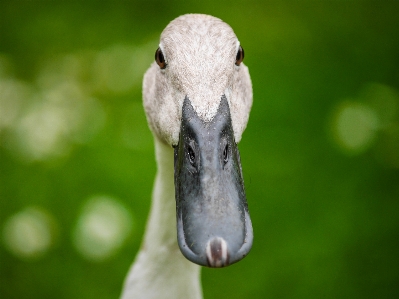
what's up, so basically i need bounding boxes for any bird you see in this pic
[121,14,253,299]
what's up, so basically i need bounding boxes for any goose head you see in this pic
[143,14,253,267]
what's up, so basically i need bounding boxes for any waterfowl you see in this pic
[121,14,253,299]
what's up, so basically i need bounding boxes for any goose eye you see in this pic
[235,45,244,66]
[155,47,166,69]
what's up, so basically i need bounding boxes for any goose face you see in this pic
[143,14,253,267]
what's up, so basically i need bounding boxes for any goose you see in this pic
[121,14,253,299]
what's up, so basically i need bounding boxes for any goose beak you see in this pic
[174,95,253,267]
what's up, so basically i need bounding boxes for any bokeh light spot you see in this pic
[4,82,105,162]
[2,207,56,259]
[330,101,379,154]
[0,79,31,132]
[73,195,134,261]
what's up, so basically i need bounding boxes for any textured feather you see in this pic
[143,14,253,146]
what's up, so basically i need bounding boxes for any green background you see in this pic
[1,1,399,298]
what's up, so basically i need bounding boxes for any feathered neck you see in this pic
[121,138,202,299]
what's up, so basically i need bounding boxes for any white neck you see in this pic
[121,138,202,299]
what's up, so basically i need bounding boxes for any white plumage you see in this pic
[143,14,252,146]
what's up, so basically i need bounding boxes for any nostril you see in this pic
[206,237,229,267]
[188,145,195,165]
[223,143,229,164]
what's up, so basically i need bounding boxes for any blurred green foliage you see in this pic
[1,1,399,298]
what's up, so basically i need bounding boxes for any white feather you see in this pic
[143,14,253,146]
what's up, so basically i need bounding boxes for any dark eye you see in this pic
[235,45,244,66]
[188,145,196,165]
[155,47,166,69]
[223,143,229,164]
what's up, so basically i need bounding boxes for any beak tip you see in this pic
[206,237,229,268]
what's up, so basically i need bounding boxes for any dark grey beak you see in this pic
[174,95,253,268]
